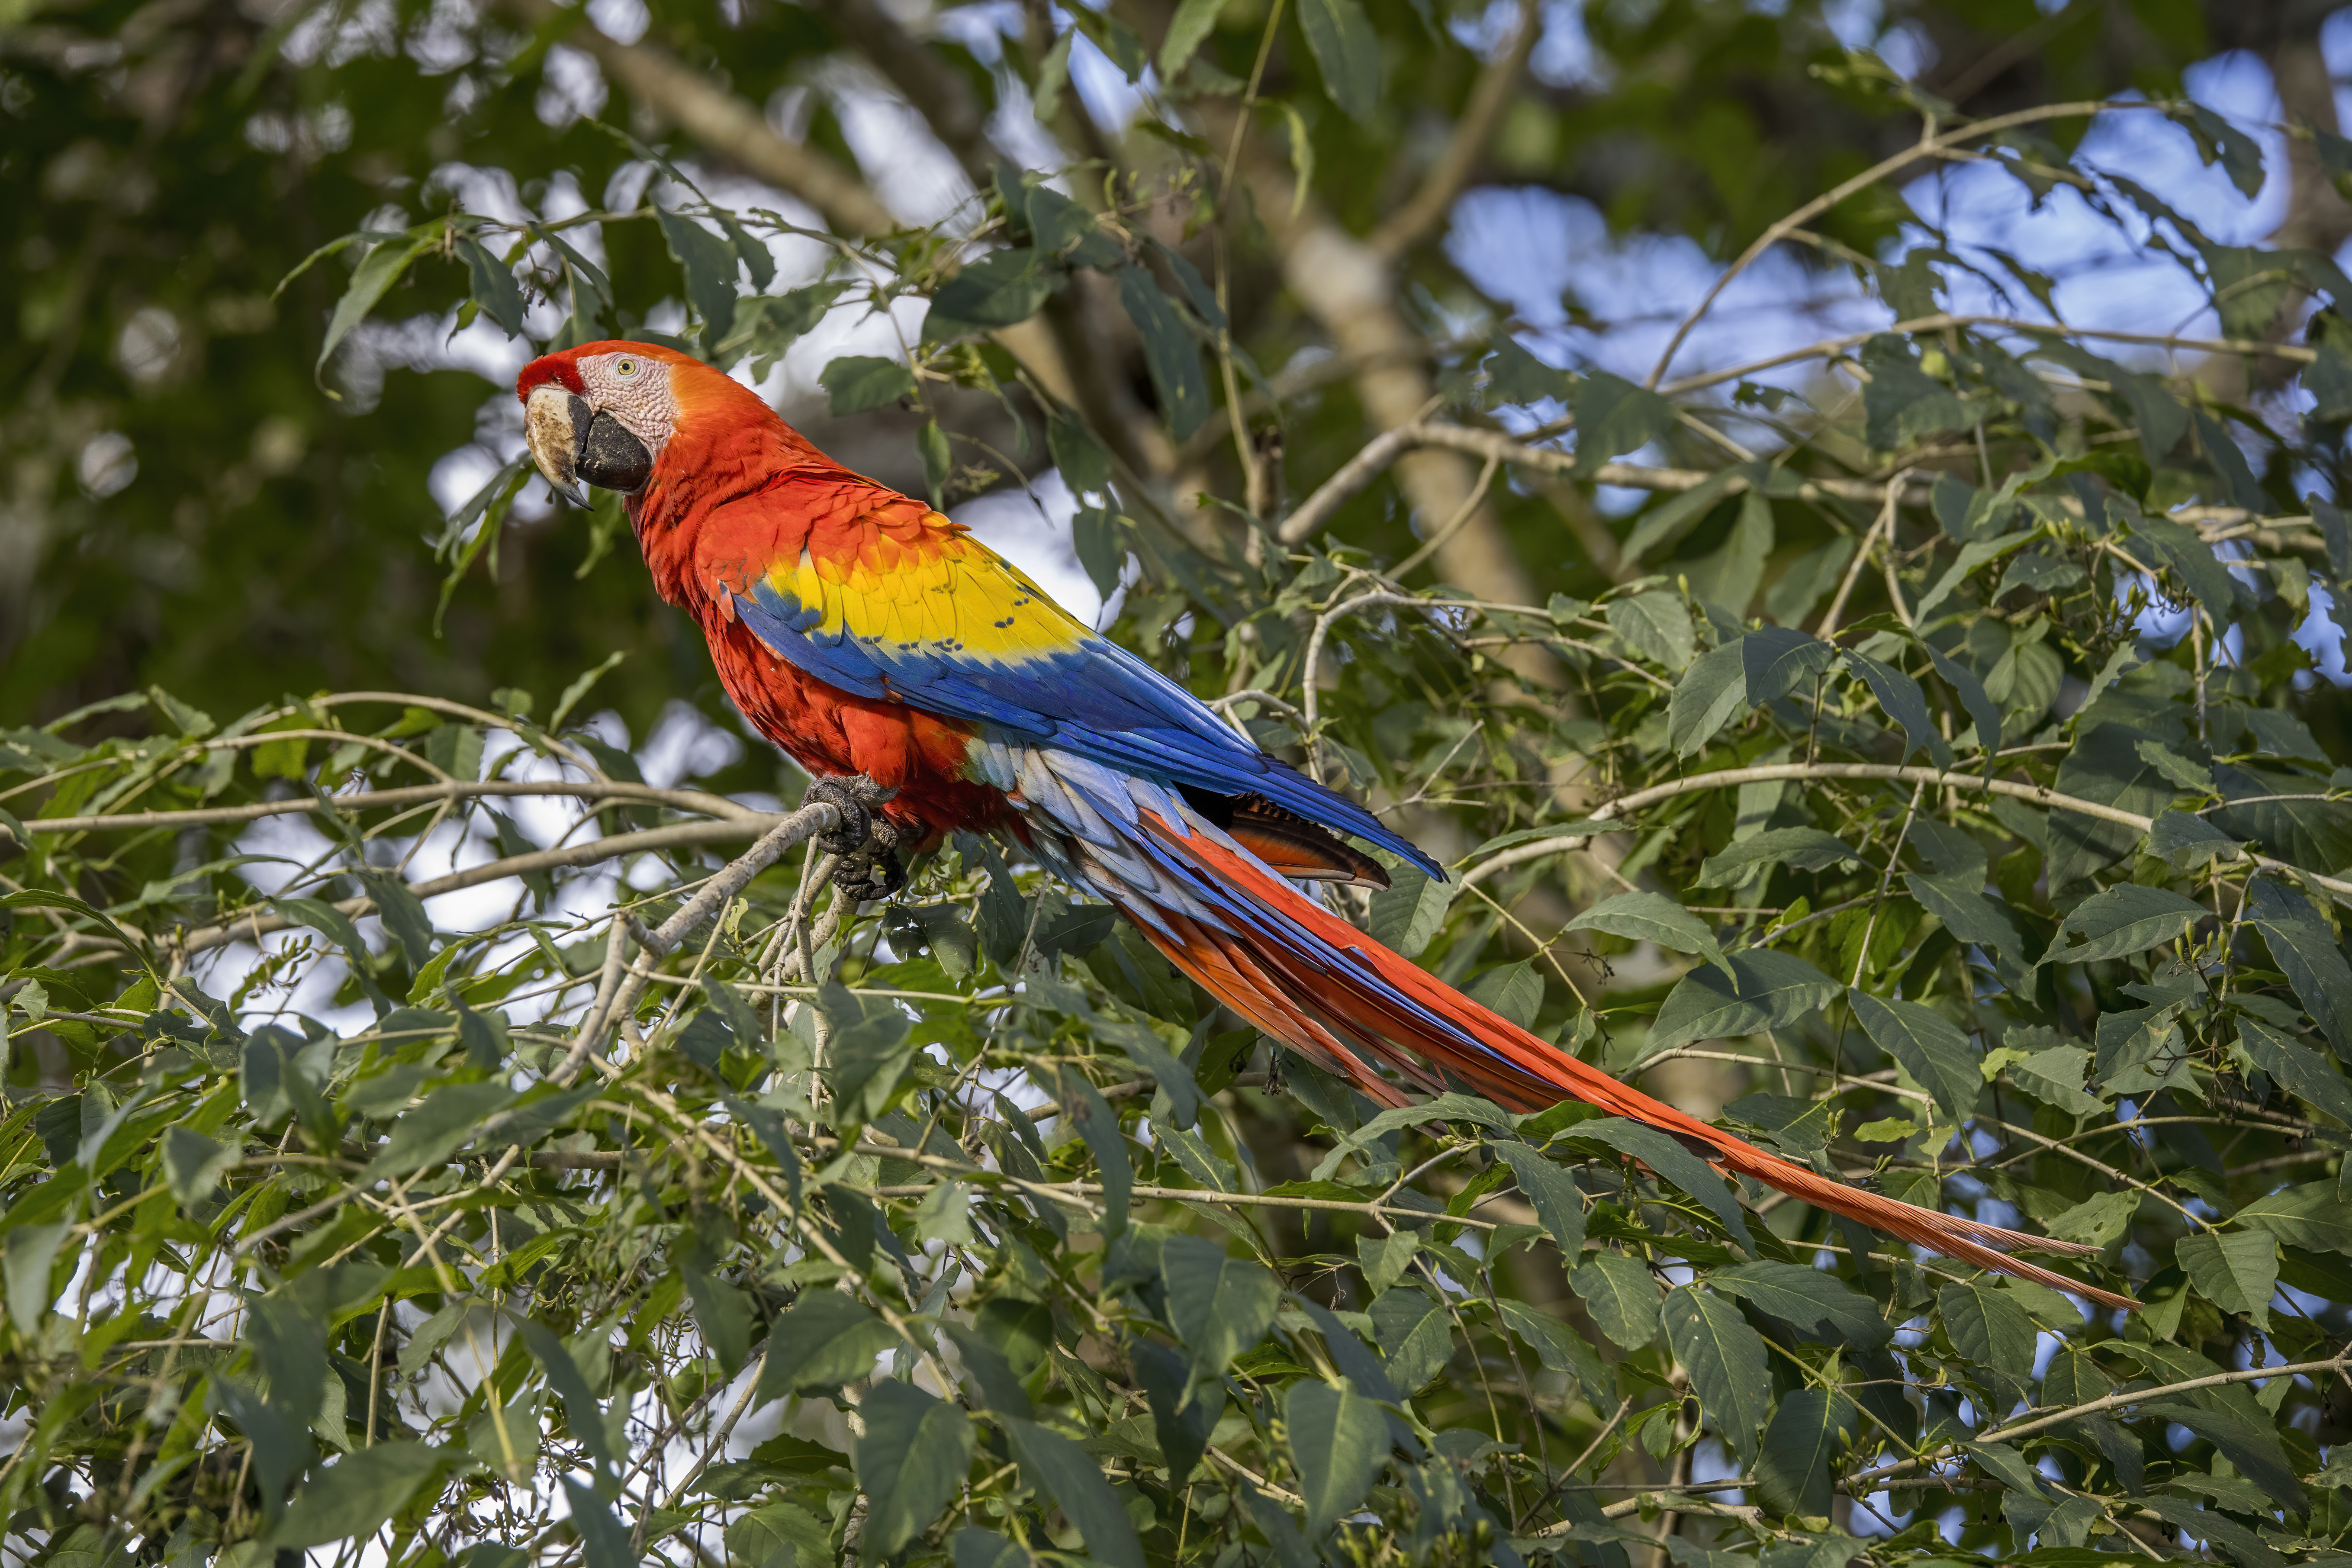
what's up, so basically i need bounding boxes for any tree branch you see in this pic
[1461,760,2352,902]
[502,0,896,236]
[1364,0,1537,260]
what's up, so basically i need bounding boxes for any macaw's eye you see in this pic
[616,358,639,377]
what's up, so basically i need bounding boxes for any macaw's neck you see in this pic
[621,401,869,613]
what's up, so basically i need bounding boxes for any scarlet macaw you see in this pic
[517,340,2125,1307]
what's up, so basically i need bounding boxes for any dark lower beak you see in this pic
[524,387,651,506]
[576,409,651,493]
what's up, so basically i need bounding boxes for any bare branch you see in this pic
[1365,0,1538,261]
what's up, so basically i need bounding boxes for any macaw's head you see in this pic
[515,341,766,507]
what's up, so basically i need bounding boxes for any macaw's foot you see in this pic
[807,776,895,857]
[830,833,906,903]
[805,776,906,902]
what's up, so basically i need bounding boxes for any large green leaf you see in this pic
[2246,877,2352,1053]
[857,1381,975,1560]
[1708,1261,1889,1349]
[1293,0,1380,120]
[1493,1141,1586,1256]
[1116,265,1210,442]
[1847,990,1982,1126]
[1751,1389,1855,1519]
[1163,1234,1281,1383]
[2178,1229,2278,1331]
[1563,891,1731,979]
[1647,949,1842,1054]
[756,1294,898,1398]
[2238,1182,2352,1255]
[1936,1281,2035,1390]
[2047,724,2170,890]
[1284,1381,1390,1536]
[1604,592,1696,671]
[1568,1118,1755,1252]
[1696,827,1859,887]
[1569,1252,1660,1350]
[2039,882,2206,967]
[1660,1288,1771,1466]
[268,1442,445,1549]
[1004,1416,1144,1567]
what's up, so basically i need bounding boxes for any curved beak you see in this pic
[524,385,653,508]
[524,384,594,509]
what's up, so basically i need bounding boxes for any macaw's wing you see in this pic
[726,514,1438,876]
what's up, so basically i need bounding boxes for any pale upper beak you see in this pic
[524,384,652,508]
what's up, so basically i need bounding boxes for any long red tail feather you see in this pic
[1128,813,2135,1312]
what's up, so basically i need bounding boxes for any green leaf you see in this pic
[1564,892,1731,980]
[1569,1252,1659,1349]
[1936,1281,2035,1387]
[2149,808,2243,868]
[562,1478,633,1568]
[924,247,1065,339]
[917,418,952,505]
[1057,1065,1131,1236]
[1419,950,1525,1031]
[1115,265,1210,441]
[1860,335,1966,450]
[1667,638,1747,757]
[1284,1381,1389,1536]
[728,1502,833,1568]
[684,1266,754,1375]
[364,1080,517,1180]
[2237,1182,2352,1254]
[821,982,916,1123]
[211,1378,312,1523]
[317,231,434,378]
[1905,871,2026,966]
[857,1381,975,1561]
[1646,949,1842,1056]
[457,237,526,338]
[655,205,740,347]
[1844,648,1953,769]
[1366,857,1454,958]
[357,870,435,967]
[1493,1141,1586,1257]
[1369,1286,1452,1392]
[1003,1416,1144,1567]
[757,1292,899,1398]
[1496,1298,1615,1408]
[1752,1389,1855,1519]
[267,1441,444,1549]
[516,1317,616,1478]
[2179,1229,2277,1331]
[1570,1118,1754,1252]
[1163,1233,1280,1382]
[2136,1401,2305,1514]
[1696,827,1859,887]
[1293,0,1380,121]
[2247,877,2352,1054]
[821,355,917,415]
[1573,371,1676,466]
[4,1220,69,1333]
[162,1125,237,1209]
[2002,1040,2106,1116]
[1660,1287,1771,1466]
[1847,990,1982,1125]
[2040,882,2204,967]
[1159,0,1229,79]
[2238,1018,2352,1128]
[1708,1261,1890,1349]
[1604,591,1696,672]
[2048,724,2169,890]
[1921,641,2002,758]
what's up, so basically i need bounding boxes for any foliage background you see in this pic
[12,0,2352,1565]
